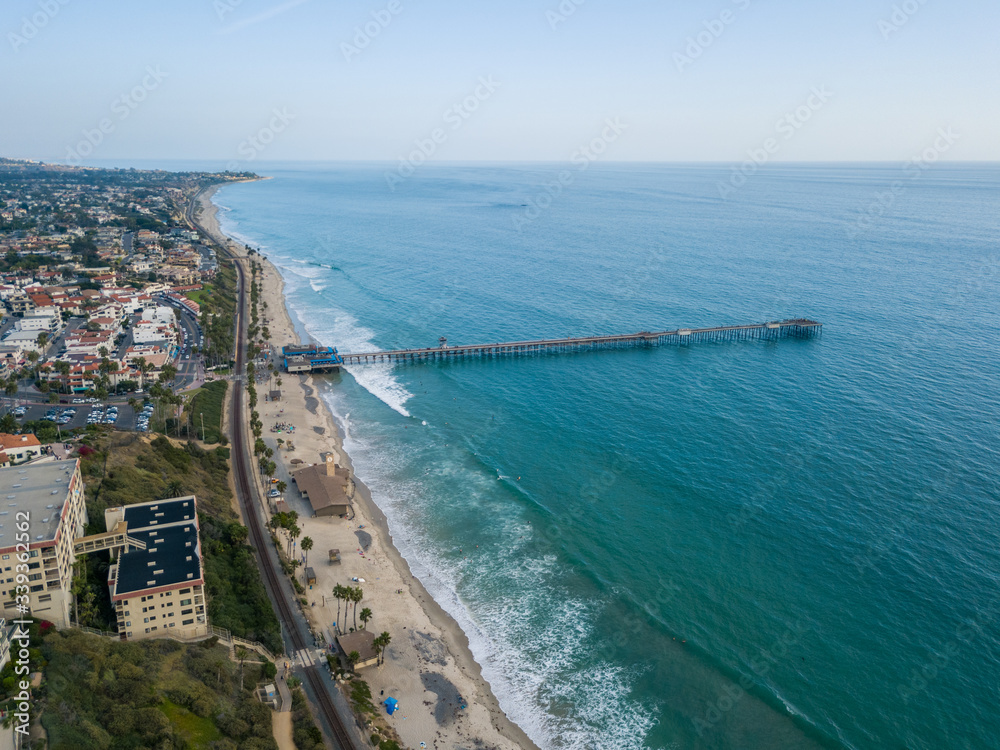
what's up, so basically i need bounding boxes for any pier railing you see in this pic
[339,319,821,365]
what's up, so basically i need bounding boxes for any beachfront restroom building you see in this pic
[292,453,353,517]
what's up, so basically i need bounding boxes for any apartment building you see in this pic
[105,496,208,641]
[0,460,88,629]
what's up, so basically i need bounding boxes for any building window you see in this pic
[182,619,193,626]
[180,598,191,606]
[181,609,192,615]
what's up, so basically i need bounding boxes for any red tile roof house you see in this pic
[0,433,44,465]
[92,274,118,288]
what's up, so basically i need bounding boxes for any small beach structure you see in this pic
[384,697,398,715]
[329,548,341,564]
[336,630,378,670]
[292,454,353,517]
[304,566,316,586]
[268,389,281,401]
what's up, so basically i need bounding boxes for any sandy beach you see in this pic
[197,185,538,750]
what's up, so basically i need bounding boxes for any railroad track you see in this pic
[187,186,358,750]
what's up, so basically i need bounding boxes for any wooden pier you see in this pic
[339,319,821,365]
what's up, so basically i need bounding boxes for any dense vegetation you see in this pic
[39,630,278,750]
[200,261,238,368]
[189,380,229,444]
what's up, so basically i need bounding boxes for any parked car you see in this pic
[268,489,280,498]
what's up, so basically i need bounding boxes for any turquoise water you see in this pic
[214,163,1000,750]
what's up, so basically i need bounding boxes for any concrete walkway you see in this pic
[275,662,294,713]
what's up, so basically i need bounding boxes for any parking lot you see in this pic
[10,401,148,432]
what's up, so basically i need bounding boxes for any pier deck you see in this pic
[338,319,821,365]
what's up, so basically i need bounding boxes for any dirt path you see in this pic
[272,710,296,750]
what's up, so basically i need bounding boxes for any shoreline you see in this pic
[199,182,540,750]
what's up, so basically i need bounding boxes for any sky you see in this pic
[1,0,997,165]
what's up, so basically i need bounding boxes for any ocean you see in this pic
[212,162,1000,750]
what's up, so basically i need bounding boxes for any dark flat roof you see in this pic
[122,496,196,530]
[114,523,201,597]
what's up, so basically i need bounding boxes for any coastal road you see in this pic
[187,187,361,750]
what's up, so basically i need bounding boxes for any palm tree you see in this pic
[159,363,177,384]
[54,360,71,392]
[236,646,248,690]
[162,479,183,499]
[288,523,300,558]
[301,536,313,566]
[333,584,345,631]
[0,412,17,433]
[351,586,363,631]
[36,331,48,350]
[374,631,392,666]
[347,650,360,673]
[359,607,372,630]
[276,480,287,494]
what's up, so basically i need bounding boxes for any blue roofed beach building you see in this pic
[281,343,343,373]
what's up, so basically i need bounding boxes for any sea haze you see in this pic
[215,162,1000,750]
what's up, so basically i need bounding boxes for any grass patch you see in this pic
[189,379,228,443]
[160,699,223,748]
[185,284,213,307]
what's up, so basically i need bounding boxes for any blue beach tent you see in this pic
[384,697,398,715]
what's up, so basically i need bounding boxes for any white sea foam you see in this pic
[263,254,414,418]
[325,404,658,749]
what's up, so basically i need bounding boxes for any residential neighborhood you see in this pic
[0,160,245,447]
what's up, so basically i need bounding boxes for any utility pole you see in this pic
[200,412,205,441]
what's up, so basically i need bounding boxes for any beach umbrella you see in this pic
[384,697,398,715]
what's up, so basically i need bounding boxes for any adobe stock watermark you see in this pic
[214,0,244,21]
[693,620,810,737]
[341,0,404,63]
[846,127,959,239]
[716,86,833,199]
[225,107,296,171]
[897,599,999,706]
[384,76,500,191]
[878,0,930,40]
[511,117,627,231]
[7,0,71,52]
[546,0,585,30]
[63,66,169,165]
[674,0,753,73]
